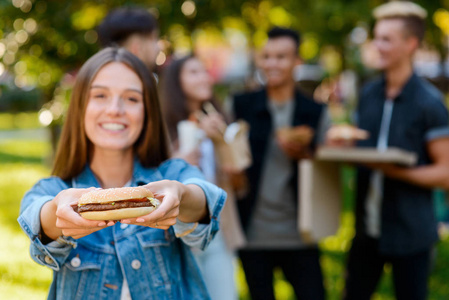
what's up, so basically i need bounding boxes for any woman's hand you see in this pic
[41,188,115,240]
[120,180,208,229]
[120,180,182,229]
[198,112,226,141]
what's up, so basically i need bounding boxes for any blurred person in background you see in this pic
[97,7,160,70]
[342,2,449,300]
[232,27,329,300]
[18,47,226,299]
[161,54,244,300]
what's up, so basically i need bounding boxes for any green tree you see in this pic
[0,0,447,101]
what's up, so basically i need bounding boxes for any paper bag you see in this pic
[299,160,342,243]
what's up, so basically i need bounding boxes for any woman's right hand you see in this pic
[41,188,115,240]
[198,112,226,141]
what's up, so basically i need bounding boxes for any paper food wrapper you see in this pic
[214,120,252,171]
[177,120,202,154]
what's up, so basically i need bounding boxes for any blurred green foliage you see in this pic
[0,83,42,111]
[0,0,447,104]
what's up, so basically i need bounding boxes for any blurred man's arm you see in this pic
[369,138,449,189]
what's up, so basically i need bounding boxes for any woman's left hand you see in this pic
[119,180,182,230]
[198,112,226,141]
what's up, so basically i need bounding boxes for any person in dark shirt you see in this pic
[343,2,449,300]
[97,7,160,70]
[233,27,328,300]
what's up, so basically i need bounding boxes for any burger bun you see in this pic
[80,206,158,221]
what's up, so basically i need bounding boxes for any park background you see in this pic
[2,0,449,299]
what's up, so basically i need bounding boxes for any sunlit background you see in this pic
[2,0,449,299]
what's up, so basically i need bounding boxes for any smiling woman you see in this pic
[84,62,145,156]
[51,48,166,181]
[17,47,226,300]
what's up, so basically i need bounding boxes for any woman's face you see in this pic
[84,62,144,154]
[179,58,213,104]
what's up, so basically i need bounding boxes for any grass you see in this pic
[0,139,52,298]
[0,112,41,130]
[1,136,449,299]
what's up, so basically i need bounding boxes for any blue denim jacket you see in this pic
[18,159,226,300]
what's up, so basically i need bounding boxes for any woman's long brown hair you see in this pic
[52,47,170,180]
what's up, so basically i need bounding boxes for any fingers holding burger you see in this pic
[121,187,181,230]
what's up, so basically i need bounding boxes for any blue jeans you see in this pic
[192,231,237,300]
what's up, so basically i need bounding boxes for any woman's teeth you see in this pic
[101,123,125,130]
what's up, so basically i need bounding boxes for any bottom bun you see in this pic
[80,206,157,221]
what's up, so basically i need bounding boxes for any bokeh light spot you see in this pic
[14,61,27,75]
[15,30,29,44]
[3,52,16,65]
[155,51,166,66]
[13,19,24,31]
[84,30,98,44]
[24,18,37,34]
[38,72,51,86]
[0,43,5,58]
[181,1,196,17]
[38,109,53,127]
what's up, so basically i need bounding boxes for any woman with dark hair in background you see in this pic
[18,47,225,299]
[162,55,244,300]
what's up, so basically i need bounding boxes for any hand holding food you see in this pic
[326,124,369,147]
[45,187,116,240]
[277,125,315,160]
[120,180,187,230]
[277,125,315,146]
[197,111,227,141]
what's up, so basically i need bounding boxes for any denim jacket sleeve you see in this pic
[17,177,77,271]
[159,159,226,250]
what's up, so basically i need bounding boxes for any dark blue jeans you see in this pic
[343,235,432,300]
[239,247,325,300]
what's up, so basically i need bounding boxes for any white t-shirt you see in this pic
[365,99,394,238]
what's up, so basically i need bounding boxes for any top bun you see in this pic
[326,124,369,141]
[79,186,154,205]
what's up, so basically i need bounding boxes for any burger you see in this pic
[76,186,160,221]
[326,124,369,141]
[277,125,315,145]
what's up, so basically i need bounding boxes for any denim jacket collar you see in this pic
[71,158,164,188]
